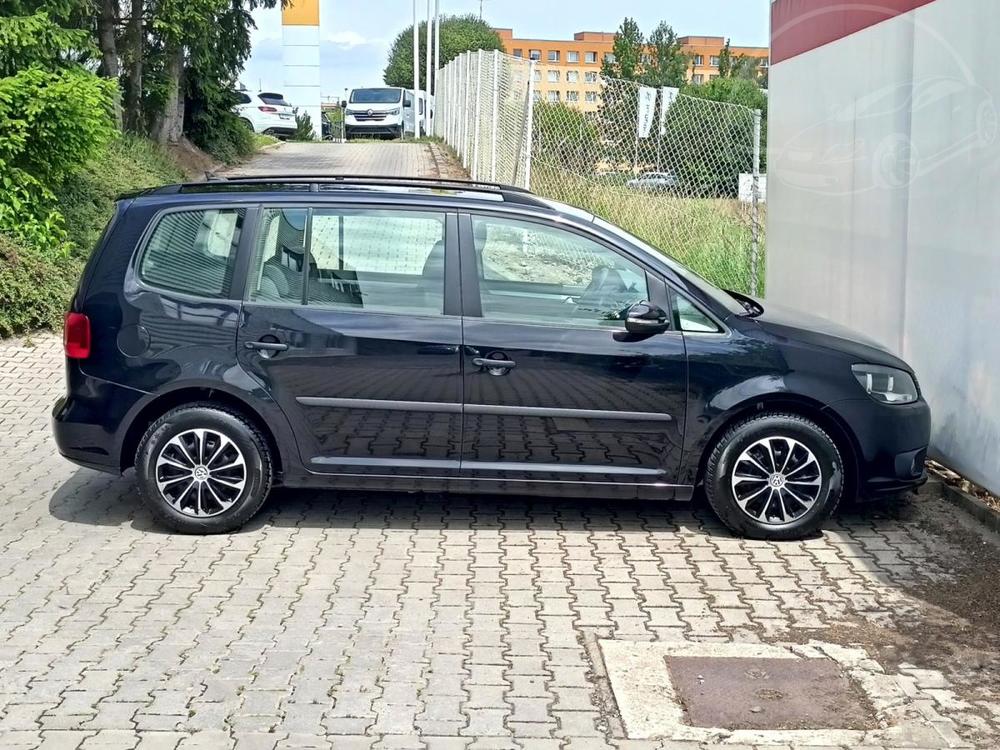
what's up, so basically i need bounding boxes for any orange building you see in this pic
[494,28,769,111]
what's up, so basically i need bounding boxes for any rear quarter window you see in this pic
[138,208,245,298]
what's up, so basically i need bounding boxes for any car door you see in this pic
[236,203,464,477]
[458,212,688,495]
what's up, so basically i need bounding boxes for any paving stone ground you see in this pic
[2,144,999,749]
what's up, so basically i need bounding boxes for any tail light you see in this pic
[64,312,91,359]
[258,106,277,112]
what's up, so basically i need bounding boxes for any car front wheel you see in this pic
[135,404,273,534]
[704,413,844,540]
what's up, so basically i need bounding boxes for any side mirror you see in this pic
[403,99,412,108]
[340,99,347,108]
[624,301,670,335]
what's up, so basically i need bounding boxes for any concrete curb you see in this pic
[927,475,1000,535]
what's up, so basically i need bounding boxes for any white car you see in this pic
[234,91,297,138]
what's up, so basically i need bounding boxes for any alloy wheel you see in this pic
[154,428,247,517]
[730,436,823,525]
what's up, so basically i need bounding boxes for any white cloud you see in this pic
[324,30,377,49]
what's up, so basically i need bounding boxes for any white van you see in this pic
[344,87,431,140]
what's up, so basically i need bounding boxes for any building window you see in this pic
[512,49,523,58]
[533,90,541,101]
[566,90,579,102]
[566,70,579,83]
[585,51,597,63]
[547,90,560,103]
[547,69,560,83]
[584,71,598,83]
[529,49,541,61]
[548,50,560,62]
[585,91,597,103]
[567,51,579,63]
[710,55,720,67]
[692,74,704,84]
[693,54,704,66]
[604,52,616,64]
[533,68,541,82]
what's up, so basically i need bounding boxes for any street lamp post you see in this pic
[412,0,419,137]
[425,0,433,136]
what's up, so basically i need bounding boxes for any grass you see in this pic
[531,163,766,295]
[1,136,188,337]
[56,135,185,257]
[252,133,280,149]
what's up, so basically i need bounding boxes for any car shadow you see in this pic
[48,466,916,544]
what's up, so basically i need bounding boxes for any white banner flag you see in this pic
[636,86,657,139]
[658,86,679,136]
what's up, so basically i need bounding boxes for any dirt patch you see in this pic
[665,655,877,731]
[792,493,1000,743]
[427,141,470,180]
[166,138,223,179]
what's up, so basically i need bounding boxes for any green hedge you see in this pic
[0,136,185,337]
[0,233,82,337]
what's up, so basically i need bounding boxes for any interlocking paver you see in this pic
[1,143,999,749]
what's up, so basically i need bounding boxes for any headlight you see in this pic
[388,107,401,115]
[852,364,918,404]
[345,109,358,116]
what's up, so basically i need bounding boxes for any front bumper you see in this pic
[824,397,931,498]
[345,122,403,137]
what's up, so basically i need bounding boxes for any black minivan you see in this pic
[53,176,930,539]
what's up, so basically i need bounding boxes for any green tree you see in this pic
[641,22,687,88]
[533,101,599,172]
[384,14,503,91]
[0,12,116,249]
[601,17,643,81]
[662,77,767,197]
[717,39,732,78]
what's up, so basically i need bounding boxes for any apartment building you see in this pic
[494,28,769,111]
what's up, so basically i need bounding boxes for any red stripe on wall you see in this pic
[771,0,937,65]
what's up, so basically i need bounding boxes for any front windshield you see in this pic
[592,216,747,316]
[349,88,402,104]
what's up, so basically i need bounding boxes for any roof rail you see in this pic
[214,173,534,195]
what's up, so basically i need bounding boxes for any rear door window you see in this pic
[247,207,447,316]
[138,208,245,298]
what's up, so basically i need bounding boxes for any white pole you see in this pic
[434,0,441,76]
[425,0,433,136]
[524,59,536,190]
[472,49,483,179]
[412,0,419,137]
[490,49,500,182]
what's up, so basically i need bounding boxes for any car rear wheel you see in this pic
[704,413,844,540]
[135,404,273,534]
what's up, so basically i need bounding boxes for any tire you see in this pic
[239,117,255,132]
[135,403,273,534]
[704,413,844,540]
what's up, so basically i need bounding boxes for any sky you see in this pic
[239,0,770,102]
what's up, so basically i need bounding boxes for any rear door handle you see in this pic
[245,341,289,352]
[473,357,516,369]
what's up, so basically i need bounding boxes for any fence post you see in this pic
[463,53,472,169]
[490,49,500,182]
[523,59,536,190]
[750,108,762,296]
[472,49,483,179]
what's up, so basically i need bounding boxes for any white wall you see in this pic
[767,0,1000,493]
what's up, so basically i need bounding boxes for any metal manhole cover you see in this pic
[664,656,877,731]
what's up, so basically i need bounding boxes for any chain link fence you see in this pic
[435,50,534,188]
[434,52,765,295]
